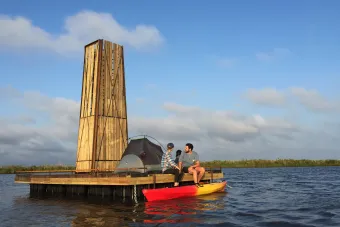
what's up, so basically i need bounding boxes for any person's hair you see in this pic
[176,150,182,157]
[185,143,193,150]
[167,142,174,149]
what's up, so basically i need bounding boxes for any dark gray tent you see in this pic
[114,137,164,174]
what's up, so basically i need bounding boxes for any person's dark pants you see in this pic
[163,168,184,183]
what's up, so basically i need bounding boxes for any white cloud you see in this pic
[289,87,340,113]
[123,101,340,160]
[1,85,340,165]
[244,88,286,107]
[0,86,80,165]
[0,11,164,55]
[244,87,340,113]
[256,48,291,61]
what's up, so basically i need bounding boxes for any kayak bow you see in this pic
[142,181,227,202]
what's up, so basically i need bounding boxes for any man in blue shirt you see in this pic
[178,143,205,187]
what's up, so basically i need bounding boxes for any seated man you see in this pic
[178,143,205,187]
[161,142,183,187]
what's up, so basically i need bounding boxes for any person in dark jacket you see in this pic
[174,149,182,164]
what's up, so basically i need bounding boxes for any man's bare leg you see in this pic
[195,167,206,182]
[188,167,198,183]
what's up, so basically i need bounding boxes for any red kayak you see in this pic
[142,181,227,202]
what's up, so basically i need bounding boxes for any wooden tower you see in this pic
[75,39,128,172]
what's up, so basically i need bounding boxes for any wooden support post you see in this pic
[91,40,103,171]
[153,174,156,189]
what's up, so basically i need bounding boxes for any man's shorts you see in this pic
[182,167,190,173]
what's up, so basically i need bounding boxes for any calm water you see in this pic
[1,167,340,226]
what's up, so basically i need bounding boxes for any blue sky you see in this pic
[0,0,340,164]
[1,0,339,104]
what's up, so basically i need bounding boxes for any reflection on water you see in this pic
[10,188,228,226]
[143,192,227,224]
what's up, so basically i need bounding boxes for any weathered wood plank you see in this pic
[15,172,224,186]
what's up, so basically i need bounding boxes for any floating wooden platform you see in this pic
[15,169,224,202]
[15,172,223,185]
[13,39,227,203]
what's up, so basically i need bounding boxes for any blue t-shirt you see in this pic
[179,151,199,167]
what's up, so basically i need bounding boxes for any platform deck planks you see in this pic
[15,172,224,186]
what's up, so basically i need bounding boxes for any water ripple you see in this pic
[1,167,340,226]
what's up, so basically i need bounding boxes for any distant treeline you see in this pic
[202,159,340,168]
[1,159,340,174]
[0,165,75,174]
